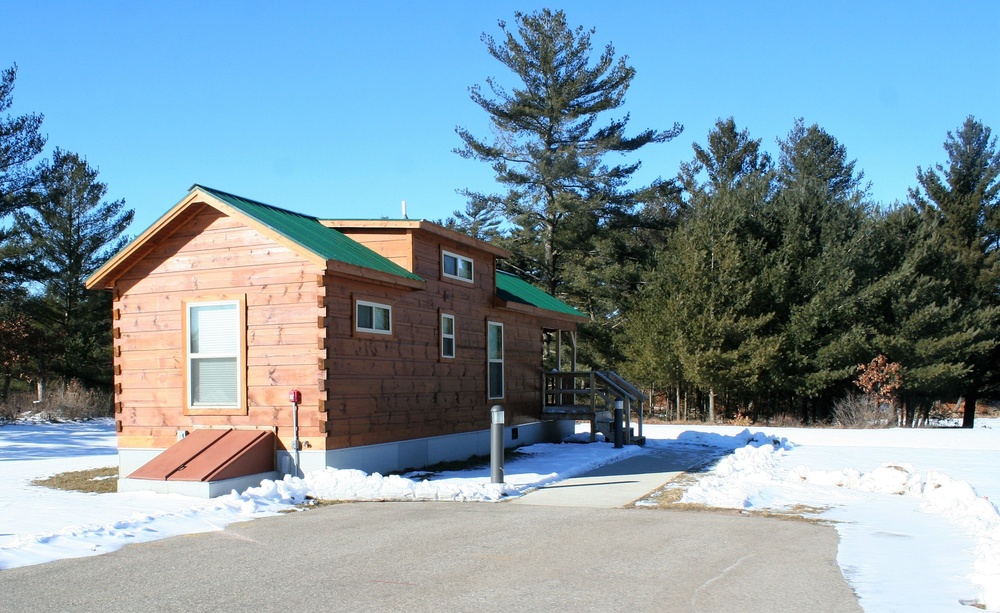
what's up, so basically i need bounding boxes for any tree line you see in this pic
[2,10,996,429]
[450,9,999,427]
[0,64,132,401]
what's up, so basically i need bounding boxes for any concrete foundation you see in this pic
[117,420,574,497]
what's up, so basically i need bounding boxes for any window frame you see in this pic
[182,296,247,416]
[487,321,504,400]
[355,299,393,335]
[442,250,474,283]
[441,313,456,359]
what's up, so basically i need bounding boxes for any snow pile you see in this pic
[920,471,1000,609]
[236,440,646,504]
[790,462,924,495]
[789,462,1000,608]
[673,427,791,451]
[678,431,791,508]
[679,428,1000,611]
[242,468,514,503]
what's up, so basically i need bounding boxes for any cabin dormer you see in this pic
[320,219,508,296]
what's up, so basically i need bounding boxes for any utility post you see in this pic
[490,405,505,484]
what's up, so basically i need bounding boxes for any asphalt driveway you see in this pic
[1,500,860,612]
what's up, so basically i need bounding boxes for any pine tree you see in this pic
[0,64,46,299]
[455,9,681,365]
[620,119,780,420]
[440,198,502,241]
[908,117,1000,427]
[0,64,45,213]
[0,303,34,400]
[770,120,872,418]
[11,149,133,388]
[859,204,980,424]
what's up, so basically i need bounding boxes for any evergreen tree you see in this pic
[0,64,46,299]
[0,64,45,214]
[620,119,780,420]
[770,120,872,418]
[0,302,33,401]
[908,117,1000,427]
[863,204,982,424]
[455,9,681,366]
[11,149,133,388]
[440,198,502,241]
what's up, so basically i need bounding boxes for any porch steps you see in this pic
[542,370,648,446]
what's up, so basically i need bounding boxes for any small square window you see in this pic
[356,300,392,334]
[443,251,474,282]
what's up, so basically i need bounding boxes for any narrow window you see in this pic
[441,313,456,359]
[442,251,474,282]
[488,321,504,399]
[186,300,242,409]
[356,300,392,334]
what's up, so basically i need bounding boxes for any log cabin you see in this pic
[85,185,596,496]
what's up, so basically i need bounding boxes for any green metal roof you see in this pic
[193,185,423,282]
[495,271,587,319]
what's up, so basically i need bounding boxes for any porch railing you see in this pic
[541,370,647,444]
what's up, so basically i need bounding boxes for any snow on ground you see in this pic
[639,421,1000,612]
[1,417,999,611]
[0,419,643,569]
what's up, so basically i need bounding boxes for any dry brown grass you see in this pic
[646,471,703,506]
[32,466,118,494]
[1,381,113,423]
[299,497,353,508]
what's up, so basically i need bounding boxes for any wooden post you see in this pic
[709,387,715,423]
[589,371,597,442]
[676,384,682,422]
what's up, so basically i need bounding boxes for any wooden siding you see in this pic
[321,230,551,449]
[112,208,575,456]
[114,209,326,451]
[336,230,414,272]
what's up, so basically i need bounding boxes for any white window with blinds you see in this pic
[186,300,243,410]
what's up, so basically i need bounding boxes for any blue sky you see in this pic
[2,1,998,236]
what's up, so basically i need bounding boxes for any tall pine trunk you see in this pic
[962,388,978,428]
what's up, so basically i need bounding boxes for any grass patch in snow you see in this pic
[645,471,703,506]
[750,506,833,525]
[32,466,118,494]
[291,498,356,511]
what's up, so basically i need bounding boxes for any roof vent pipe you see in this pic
[401,200,408,219]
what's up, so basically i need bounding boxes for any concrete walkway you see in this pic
[511,444,716,508]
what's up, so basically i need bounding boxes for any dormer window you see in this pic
[356,300,392,334]
[442,251,474,283]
